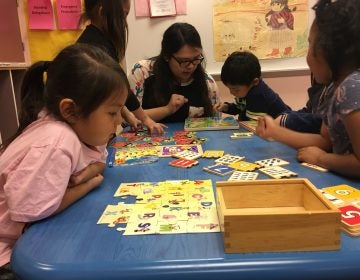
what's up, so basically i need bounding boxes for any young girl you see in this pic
[128,22,220,123]
[77,0,165,134]
[257,0,360,178]
[0,43,128,277]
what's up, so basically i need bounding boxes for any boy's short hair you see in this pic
[221,51,261,86]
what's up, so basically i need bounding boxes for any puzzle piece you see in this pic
[172,150,202,160]
[203,164,235,176]
[202,150,224,158]
[255,157,289,167]
[230,132,254,139]
[259,166,297,179]
[228,160,260,171]
[169,158,199,168]
[215,154,245,165]
[301,162,328,172]
[228,171,259,181]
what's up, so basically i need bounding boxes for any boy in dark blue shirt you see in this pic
[215,51,291,120]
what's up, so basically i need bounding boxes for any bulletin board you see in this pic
[125,0,317,77]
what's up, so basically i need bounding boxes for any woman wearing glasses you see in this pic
[128,22,221,123]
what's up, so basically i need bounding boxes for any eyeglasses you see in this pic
[171,55,204,68]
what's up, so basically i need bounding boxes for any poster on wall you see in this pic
[28,0,55,30]
[213,0,309,61]
[56,0,81,30]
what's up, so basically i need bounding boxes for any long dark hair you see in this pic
[2,43,129,150]
[81,0,128,60]
[312,0,360,81]
[151,22,214,116]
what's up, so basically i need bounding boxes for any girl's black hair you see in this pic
[151,22,214,117]
[221,51,261,86]
[312,0,360,80]
[81,0,128,60]
[2,43,129,150]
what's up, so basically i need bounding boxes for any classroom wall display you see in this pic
[125,0,317,76]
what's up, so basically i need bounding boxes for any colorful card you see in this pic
[184,117,239,131]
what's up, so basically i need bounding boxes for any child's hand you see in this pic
[214,102,228,112]
[142,117,167,135]
[255,116,276,138]
[297,146,327,167]
[167,94,188,114]
[121,107,142,129]
[69,162,105,187]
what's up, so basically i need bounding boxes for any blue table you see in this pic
[11,123,360,280]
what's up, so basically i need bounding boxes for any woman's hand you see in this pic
[297,146,327,167]
[167,94,188,114]
[214,102,228,112]
[142,117,167,135]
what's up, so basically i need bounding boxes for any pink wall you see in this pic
[216,74,311,111]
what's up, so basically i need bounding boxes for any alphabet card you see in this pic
[99,180,220,235]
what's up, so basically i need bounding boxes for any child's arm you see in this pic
[131,107,167,135]
[214,102,229,112]
[69,162,105,187]
[121,106,142,129]
[55,173,103,214]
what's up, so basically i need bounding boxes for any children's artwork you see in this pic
[321,185,360,236]
[228,171,259,181]
[203,164,235,176]
[98,180,220,235]
[259,166,297,179]
[213,0,309,60]
[184,116,239,131]
[255,157,289,168]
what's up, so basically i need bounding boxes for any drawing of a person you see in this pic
[265,0,296,57]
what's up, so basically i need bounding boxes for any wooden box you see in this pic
[216,179,341,253]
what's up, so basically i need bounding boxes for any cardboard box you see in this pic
[216,179,341,253]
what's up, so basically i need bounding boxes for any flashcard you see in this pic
[203,164,235,176]
[128,210,159,223]
[169,158,199,168]
[228,160,260,171]
[97,204,135,227]
[202,150,224,158]
[338,205,360,227]
[255,157,289,167]
[301,162,328,172]
[215,154,245,165]
[259,166,297,179]
[157,221,188,234]
[322,185,360,200]
[228,171,259,181]
[172,150,202,160]
[230,132,254,139]
[186,220,220,233]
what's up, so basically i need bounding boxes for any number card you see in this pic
[228,171,259,181]
[259,166,297,179]
[228,161,260,171]
[338,205,360,226]
[215,154,245,165]
[172,150,202,160]
[255,157,289,167]
[322,185,360,200]
[169,158,199,168]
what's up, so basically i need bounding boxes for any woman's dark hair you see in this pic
[2,43,129,150]
[151,22,214,117]
[80,0,128,60]
[312,0,360,80]
[221,51,261,86]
